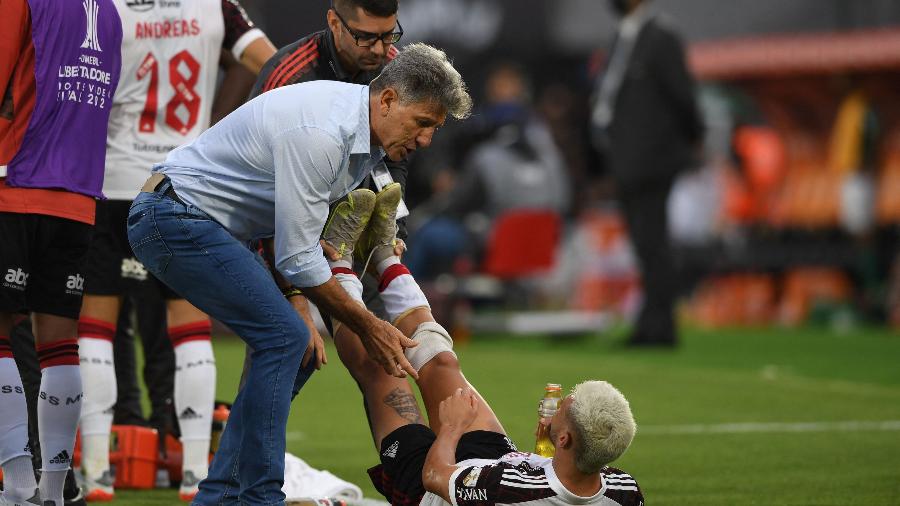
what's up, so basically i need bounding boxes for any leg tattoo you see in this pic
[383,387,424,424]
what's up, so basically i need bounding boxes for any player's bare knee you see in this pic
[405,321,455,371]
[425,350,459,370]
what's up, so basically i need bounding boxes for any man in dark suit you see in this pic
[592,0,704,346]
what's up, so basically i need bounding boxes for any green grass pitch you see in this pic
[114,326,900,505]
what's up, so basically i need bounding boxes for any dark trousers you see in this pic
[620,177,678,344]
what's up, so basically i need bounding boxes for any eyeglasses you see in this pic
[333,9,403,47]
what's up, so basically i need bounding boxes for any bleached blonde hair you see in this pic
[568,380,636,473]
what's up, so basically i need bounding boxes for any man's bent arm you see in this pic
[422,424,464,504]
[423,389,480,503]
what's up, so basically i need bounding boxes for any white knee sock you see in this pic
[329,267,365,332]
[77,336,116,480]
[171,336,215,480]
[332,267,364,302]
[0,355,37,501]
[1,456,37,502]
[36,350,82,506]
[376,259,430,322]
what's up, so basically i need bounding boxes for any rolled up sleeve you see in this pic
[273,126,344,288]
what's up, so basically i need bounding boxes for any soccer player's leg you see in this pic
[357,183,504,435]
[165,297,214,502]
[332,323,424,449]
[0,213,40,505]
[28,215,93,506]
[395,310,505,436]
[77,200,127,501]
[331,320,437,506]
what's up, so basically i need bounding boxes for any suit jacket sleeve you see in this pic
[653,28,704,145]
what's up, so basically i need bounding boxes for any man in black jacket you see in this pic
[592,0,704,346]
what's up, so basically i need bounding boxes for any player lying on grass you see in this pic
[334,324,644,506]
[319,190,644,506]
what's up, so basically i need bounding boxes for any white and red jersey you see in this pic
[421,452,643,506]
[103,0,263,200]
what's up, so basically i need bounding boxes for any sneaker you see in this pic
[80,470,113,502]
[322,188,377,264]
[356,182,402,268]
[178,471,201,502]
[0,489,40,505]
[63,469,86,506]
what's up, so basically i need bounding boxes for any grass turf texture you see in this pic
[116,326,900,505]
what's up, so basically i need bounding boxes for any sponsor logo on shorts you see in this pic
[179,407,201,420]
[66,273,85,295]
[121,257,148,281]
[3,268,29,291]
[382,440,399,458]
[49,450,71,465]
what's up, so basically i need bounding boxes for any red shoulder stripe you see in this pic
[264,38,317,92]
[272,51,318,89]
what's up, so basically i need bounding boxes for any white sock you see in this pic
[333,271,364,302]
[174,340,215,479]
[0,358,32,477]
[378,263,430,322]
[1,456,37,502]
[38,365,82,505]
[330,271,365,332]
[0,357,36,503]
[38,469,67,506]
[376,255,401,276]
[330,258,353,271]
[77,337,116,480]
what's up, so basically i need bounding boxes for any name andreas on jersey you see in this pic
[103,0,262,201]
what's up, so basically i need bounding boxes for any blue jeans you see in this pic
[127,186,312,506]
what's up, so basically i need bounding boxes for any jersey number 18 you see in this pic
[136,50,201,135]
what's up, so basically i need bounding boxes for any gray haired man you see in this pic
[126,43,471,506]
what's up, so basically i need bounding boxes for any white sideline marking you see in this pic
[640,420,900,435]
[348,499,390,506]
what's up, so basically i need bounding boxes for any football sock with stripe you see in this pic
[77,318,116,481]
[169,322,215,481]
[37,340,82,506]
[375,257,429,322]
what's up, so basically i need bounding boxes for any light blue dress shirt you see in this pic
[154,81,384,288]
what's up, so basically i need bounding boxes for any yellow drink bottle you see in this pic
[533,383,562,457]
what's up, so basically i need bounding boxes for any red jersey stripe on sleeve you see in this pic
[263,38,318,92]
[271,51,318,89]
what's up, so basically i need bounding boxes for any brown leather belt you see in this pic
[141,173,185,204]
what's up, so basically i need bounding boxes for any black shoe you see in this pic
[63,469,85,506]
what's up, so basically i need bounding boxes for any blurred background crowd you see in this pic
[238,0,900,334]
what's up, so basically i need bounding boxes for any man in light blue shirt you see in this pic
[126,43,472,506]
